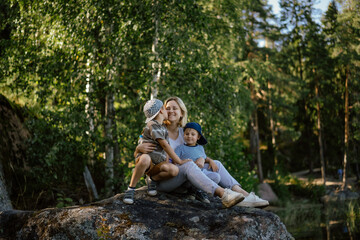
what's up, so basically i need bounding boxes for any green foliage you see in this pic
[288,180,326,201]
[56,193,74,208]
[25,108,89,189]
[269,165,325,205]
[211,133,258,191]
[346,200,360,229]
[1,0,359,209]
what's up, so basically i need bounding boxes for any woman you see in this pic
[161,97,268,208]
[124,97,267,208]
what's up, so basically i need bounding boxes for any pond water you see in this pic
[268,200,360,239]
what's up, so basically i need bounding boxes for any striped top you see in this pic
[175,144,207,163]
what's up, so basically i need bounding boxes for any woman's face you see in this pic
[165,100,183,124]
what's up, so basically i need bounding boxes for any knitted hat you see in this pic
[184,122,207,145]
[144,99,163,123]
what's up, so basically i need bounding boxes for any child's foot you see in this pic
[123,189,135,205]
[236,192,269,208]
[146,176,157,196]
[221,188,244,208]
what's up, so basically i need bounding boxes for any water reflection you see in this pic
[268,200,360,239]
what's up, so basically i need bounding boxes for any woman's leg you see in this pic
[157,161,218,195]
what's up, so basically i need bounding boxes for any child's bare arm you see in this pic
[157,139,191,165]
[205,156,219,172]
[195,157,205,168]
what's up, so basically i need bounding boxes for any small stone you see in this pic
[189,216,200,223]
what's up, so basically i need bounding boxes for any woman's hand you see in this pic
[195,157,205,169]
[137,142,157,154]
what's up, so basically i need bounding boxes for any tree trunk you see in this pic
[249,119,257,171]
[265,38,277,175]
[255,110,264,183]
[315,76,326,186]
[103,22,117,197]
[151,0,161,99]
[268,80,277,168]
[342,65,350,190]
[0,161,12,211]
[104,92,115,197]
[249,77,263,182]
[83,166,98,201]
[84,59,99,201]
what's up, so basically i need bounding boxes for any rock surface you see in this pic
[321,188,360,203]
[1,187,294,240]
[258,182,279,203]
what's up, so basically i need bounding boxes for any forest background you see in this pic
[0,0,359,210]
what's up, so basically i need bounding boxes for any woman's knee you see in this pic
[170,165,179,177]
[163,163,179,177]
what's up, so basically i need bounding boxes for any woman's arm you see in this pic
[134,142,157,157]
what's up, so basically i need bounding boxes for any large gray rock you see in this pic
[0,188,294,240]
[258,182,279,203]
[321,188,360,203]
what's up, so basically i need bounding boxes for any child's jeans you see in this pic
[203,160,241,189]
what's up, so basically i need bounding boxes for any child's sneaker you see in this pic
[123,189,135,205]
[236,192,269,208]
[221,188,244,208]
[146,176,157,196]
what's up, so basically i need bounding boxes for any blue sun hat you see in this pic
[144,99,163,123]
[184,122,208,145]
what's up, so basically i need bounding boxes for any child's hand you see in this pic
[208,159,219,172]
[195,157,205,169]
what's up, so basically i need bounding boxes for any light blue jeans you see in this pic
[203,160,241,188]
[157,160,240,195]
[157,161,219,195]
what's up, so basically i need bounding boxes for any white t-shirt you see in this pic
[169,127,184,150]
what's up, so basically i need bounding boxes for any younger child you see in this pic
[175,122,221,184]
[123,99,191,204]
[176,122,269,208]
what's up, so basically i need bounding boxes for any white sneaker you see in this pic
[237,192,269,208]
[221,189,245,208]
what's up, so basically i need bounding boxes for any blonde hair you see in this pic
[164,96,188,127]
